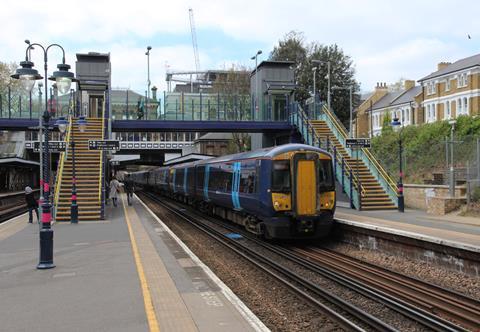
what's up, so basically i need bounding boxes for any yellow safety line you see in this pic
[121,195,160,332]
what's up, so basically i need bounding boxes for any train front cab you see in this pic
[265,149,335,239]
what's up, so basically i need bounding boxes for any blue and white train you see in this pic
[131,144,336,240]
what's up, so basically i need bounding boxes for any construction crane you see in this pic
[188,8,200,73]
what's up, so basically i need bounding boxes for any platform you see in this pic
[0,194,267,332]
[335,204,480,251]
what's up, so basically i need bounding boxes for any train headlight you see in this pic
[274,201,280,208]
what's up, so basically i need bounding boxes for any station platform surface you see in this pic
[336,202,480,251]
[0,194,267,332]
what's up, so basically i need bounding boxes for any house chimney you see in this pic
[437,62,451,71]
[404,80,415,90]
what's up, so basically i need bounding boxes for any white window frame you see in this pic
[464,97,468,114]
[457,98,462,116]
[432,81,436,94]
[446,78,451,91]
[445,101,451,119]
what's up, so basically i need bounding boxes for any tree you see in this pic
[269,31,360,126]
[0,61,35,115]
[211,66,251,152]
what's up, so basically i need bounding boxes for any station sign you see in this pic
[33,141,66,153]
[88,140,120,151]
[346,138,371,148]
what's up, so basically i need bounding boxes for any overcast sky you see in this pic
[2,0,479,94]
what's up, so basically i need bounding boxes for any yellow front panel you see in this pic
[296,160,317,215]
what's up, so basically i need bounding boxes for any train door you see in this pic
[293,154,318,216]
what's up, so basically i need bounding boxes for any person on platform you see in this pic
[124,174,134,206]
[109,177,121,207]
[25,186,39,223]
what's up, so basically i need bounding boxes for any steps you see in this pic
[310,120,396,210]
[55,118,104,221]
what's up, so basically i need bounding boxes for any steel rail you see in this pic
[139,191,396,332]
[142,193,468,332]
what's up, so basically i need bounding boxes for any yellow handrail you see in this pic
[54,115,73,208]
[320,104,398,195]
[299,106,367,197]
[98,100,106,203]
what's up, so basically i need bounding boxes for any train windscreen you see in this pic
[318,160,334,191]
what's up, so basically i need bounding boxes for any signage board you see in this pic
[88,140,120,151]
[33,141,66,153]
[345,138,371,148]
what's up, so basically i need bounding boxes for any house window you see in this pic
[432,82,436,94]
[446,79,451,91]
[445,101,451,119]
[426,84,431,95]
[464,97,468,114]
[426,105,431,122]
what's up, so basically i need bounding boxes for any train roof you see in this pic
[195,143,328,165]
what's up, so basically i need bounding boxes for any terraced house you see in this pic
[355,53,480,137]
[418,54,480,122]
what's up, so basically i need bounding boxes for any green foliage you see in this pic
[381,112,393,135]
[472,186,480,202]
[371,117,480,183]
[269,31,360,126]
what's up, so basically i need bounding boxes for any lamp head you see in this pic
[49,63,76,95]
[257,50,262,55]
[77,116,87,133]
[391,117,401,131]
[55,116,68,134]
[11,60,43,93]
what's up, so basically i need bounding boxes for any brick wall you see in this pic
[404,184,466,210]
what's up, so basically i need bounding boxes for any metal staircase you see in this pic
[54,117,105,221]
[290,103,398,210]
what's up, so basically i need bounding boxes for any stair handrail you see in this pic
[54,115,73,209]
[98,102,106,204]
[319,103,398,197]
[291,104,366,200]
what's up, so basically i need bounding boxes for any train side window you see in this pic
[240,161,256,193]
[271,160,291,192]
[196,167,205,190]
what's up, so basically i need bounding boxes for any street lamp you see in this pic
[332,85,353,137]
[312,60,331,111]
[448,119,456,197]
[11,41,76,269]
[145,46,152,115]
[312,67,317,118]
[250,50,262,120]
[391,117,405,212]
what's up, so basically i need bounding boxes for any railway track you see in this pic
[139,191,397,332]
[292,247,480,331]
[139,191,476,331]
[0,204,28,223]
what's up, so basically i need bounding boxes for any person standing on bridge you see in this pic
[25,186,39,223]
[109,177,121,207]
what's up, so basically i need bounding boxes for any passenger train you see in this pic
[131,144,336,240]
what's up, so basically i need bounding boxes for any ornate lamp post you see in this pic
[12,42,76,269]
[391,117,405,212]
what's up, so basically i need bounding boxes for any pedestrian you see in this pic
[124,173,134,206]
[109,177,121,207]
[25,186,39,223]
